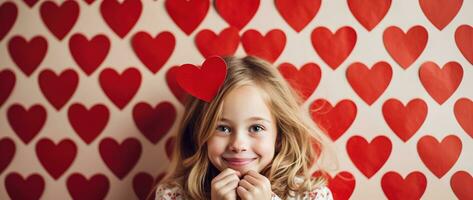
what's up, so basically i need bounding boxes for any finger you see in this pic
[219,178,239,194]
[213,168,237,183]
[214,172,240,190]
[237,185,250,200]
[238,179,255,192]
[246,170,266,181]
[243,174,261,186]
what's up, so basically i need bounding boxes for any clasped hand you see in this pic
[211,168,272,200]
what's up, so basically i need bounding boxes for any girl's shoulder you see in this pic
[155,182,185,200]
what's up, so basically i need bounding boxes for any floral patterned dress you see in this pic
[155,182,333,200]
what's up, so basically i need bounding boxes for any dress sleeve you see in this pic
[155,183,185,200]
[308,186,333,200]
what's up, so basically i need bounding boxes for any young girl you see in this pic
[153,56,335,200]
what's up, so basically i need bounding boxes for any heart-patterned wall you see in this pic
[0,0,472,199]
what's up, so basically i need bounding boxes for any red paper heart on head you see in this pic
[0,138,15,175]
[419,0,463,30]
[40,0,79,40]
[275,0,321,32]
[311,26,357,70]
[346,61,392,105]
[419,61,463,105]
[382,98,428,142]
[278,62,321,102]
[165,0,209,35]
[69,33,110,76]
[455,25,473,65]
[195,27,240,58]
[454,98,473,138]
[0,69,15,107]
[215,0,259,30]
[348,0,391,31]
[175,56,227,102]
[450,171,473,200]
[66,173,109,200]
[347,135,392,178]
[0,2,17,41]
[241,29,286,63]
[417,135,462,178]
[381,171,427,200]
[100,0,142,38]
[8,35,48,77]
[383,26,428,69]
[5,172,45,200]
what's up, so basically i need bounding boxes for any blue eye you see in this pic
[250,125,265,133]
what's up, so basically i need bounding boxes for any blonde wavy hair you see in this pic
[150,56,336,199]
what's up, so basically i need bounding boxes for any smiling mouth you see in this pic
[223,158,257,167]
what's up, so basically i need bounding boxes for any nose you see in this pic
[228,131,248,153]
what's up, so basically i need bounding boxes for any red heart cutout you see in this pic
[455,25,473,65]
[165,0,209,35]
[309,99,357,141]
[450,171,473,200]
[383,26,428,69]
[23,0,39,7]
[36,138,77,180]
[100,0,142,38]
[278,62,321,102]
[69,33,110,76]
[7,104,46,144]
[311,26,357,70]
[347,135,392,178]
[0,69,15,107]
[381,171,427,200]
[68,103,109,144]
[326,171,356,200]
[419,0,463,30]
[215,0,259,30]
[347,61,392,105]
[66,173,109,200]
[166,66,187,104]
[417,135,462,178]
[8,35,47,77]
[165,136,175,160]
[275,0,321,32]
[195,27,239,58]
[348,0,391,31]
[39,69,79,110]
[0,138,15,174]
[175,56,227,102]
[133,172,156,200]
[241,29,286,63]
[419,61,463,105]
[0,2,17,41]
[454,98,473,138]
[5,172,45,200]
[39,0,79,40]
[99,67,141,109]
[382,98,427,142]
[99,137,142,180]
[133,102,176,144]
[131,31,175,74]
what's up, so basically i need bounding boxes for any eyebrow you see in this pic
[219,117,272,124]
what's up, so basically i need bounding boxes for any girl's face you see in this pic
[207,85,278,174]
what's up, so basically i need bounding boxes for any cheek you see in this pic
[254,138,276,159]
[207,137,227,158]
